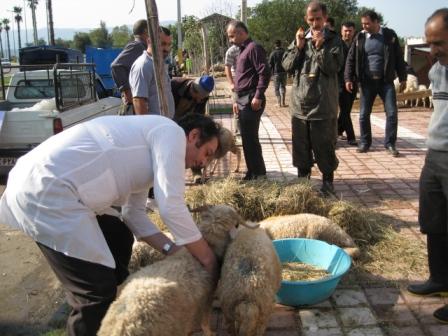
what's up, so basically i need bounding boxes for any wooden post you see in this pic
[144,0,169,117]
[201,24,210,74]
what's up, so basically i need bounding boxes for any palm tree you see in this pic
[13,6,23,50]
[27,0,38,45]
[2,19,11,59]
[0,22,4,58]
[46,0,54,45]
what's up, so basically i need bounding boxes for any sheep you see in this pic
[98,205,257,336]
[260,213,360,258]
[217,226,281,336]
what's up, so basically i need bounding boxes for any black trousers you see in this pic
[237,94,266,178]
[338,89,356,141]
[291,117,339,176]
[37,214,134,336]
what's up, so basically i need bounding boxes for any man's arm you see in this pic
[184,238,218,278]
[133,97,149,115]
[224,65,235,91]
[344,35,357,93]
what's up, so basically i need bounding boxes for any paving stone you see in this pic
[265,330,300,336]
[427,323,448,336]
[345,326,385,336]
[371,304,418,325]
[365,288,404,305]
[302,327,343,336]
[409,303,446,324]
[338,307,378,327]
[333,289,369,306]
[298,309,339,329]
[268,309,298,329]
[382,324,426,336]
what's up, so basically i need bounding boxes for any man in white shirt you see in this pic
[129,26,175,117]
[0,113,221,335]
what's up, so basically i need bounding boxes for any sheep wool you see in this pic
[218,226,281,336]
[260,213,360,258]
[98,205,247,336]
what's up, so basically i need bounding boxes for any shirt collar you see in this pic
[240,38,252,49]
[365,27,383,39]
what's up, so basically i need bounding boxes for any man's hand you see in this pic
[345,82,354,93]
[122,89,133,104]
[232,102,239,116]
[296,27,305,50]
[251,97,262,111]
[312,30,325,49]
[184,238,218,280]
[399,81,407,93]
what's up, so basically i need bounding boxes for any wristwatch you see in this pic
[162,242,173,255]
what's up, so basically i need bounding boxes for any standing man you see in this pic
[129,26,175,118]
[269,39,288,107]
[0,113,222,335]
[407,8,448,324]
[345,10,406,156]
[226,20,270,181]
[282,1,343,195]
[338,21,358,146]
[224,44,241,135]
[111,19,148,115]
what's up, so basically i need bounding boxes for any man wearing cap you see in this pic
[171,75,215,120]
[129,26,175,118]
[111,19,148,115]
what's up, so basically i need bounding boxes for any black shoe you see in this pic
[434,305,448,323]
[407,279,448,297]
[356,145,369,153]
[320,180,335,196]
[298,168,311,179]
[242,172,254,181]
[348,139,358,146]
[386,145,399,157]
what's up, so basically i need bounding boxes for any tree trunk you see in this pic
[0,33,4,59]
[46,0,55,46]
[31,6,38,45]
[6,30,11,59]
[17,21,22,49]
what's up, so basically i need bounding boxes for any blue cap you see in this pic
[194,75,214,97]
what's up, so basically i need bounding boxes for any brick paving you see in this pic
[206,79,448,336]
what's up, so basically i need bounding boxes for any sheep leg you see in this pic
[209,159,219,176]
[200,304,215,336]
[233,146,241,173]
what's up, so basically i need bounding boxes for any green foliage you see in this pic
[54,37,71,48]
[89,21,112,48]
[110,25,132,48]
[182,15,203,59]
[72,32,91,53]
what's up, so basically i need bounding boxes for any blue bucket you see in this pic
[273,238,351,306]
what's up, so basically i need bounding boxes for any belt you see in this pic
[236,89,256,97]
[371,75,382,80]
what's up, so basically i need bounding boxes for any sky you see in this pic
[0,0,447,38]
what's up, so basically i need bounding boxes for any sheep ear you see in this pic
[190,205,212,213]
[242,221,260,229]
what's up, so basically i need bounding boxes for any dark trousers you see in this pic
[419,149,448,284]
[273,73,287,97]
[359,80,398,148]
[291,117,339,176]
[338,88,356,141]
[237,96,266,178]
[37,215,134,336]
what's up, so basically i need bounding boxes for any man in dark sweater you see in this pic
[111,19,148,115]
[226,20,271,181]
[345,10,406,157]
[269,40,287,107]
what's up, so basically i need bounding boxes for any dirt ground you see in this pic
[0,223,66,335]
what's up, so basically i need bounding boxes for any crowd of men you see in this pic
[0,1,447,334]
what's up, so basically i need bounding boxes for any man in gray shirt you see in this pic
[407,8,448,324]
[111,19,148,114]
[129,26,175,118]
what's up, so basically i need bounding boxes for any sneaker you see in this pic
[407,280,448,297]
[320,180,335,197]
[434,305,448,323]
[386,144,399,157]
[357,145,369,153]
[348,139,358,146]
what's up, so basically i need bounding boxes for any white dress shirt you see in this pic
[0,115,201,268]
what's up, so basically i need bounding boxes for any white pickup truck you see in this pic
[0,63,122,177]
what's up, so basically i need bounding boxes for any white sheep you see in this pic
[98,205,256,336]
[128,240,165,273]
[217,226,281,336]
[260,213,360,258]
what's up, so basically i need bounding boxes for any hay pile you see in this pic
[181,177,426,282]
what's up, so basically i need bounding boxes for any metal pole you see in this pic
[177,0,182,50]
[145,0,169,117]
[241,0,247,24]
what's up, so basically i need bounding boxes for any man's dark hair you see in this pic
[326,17,335,28]
[176,113,222,149]
[274,39,282,48]
[133,19,148,36]
[307,1,327,16]
[361,10,379,22]
[426,8,448,30]
[227,20,249,34]
[342,21,356,29]
[160,26,171,36]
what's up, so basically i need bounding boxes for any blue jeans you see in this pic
[359,80,398,148]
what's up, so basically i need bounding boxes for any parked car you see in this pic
[1,58,11,73]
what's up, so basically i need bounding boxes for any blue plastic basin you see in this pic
[273,238,352,306]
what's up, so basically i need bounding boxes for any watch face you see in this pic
[162,243,172,255]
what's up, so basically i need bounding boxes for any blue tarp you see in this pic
[85,46,122,90]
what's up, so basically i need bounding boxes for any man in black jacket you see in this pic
[344,10,406,157]
[269,40,287,107]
